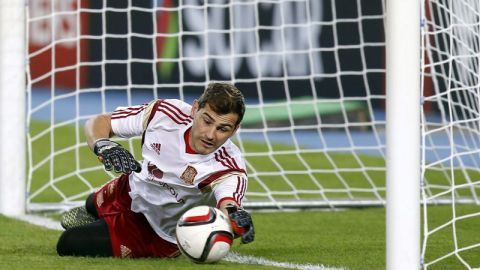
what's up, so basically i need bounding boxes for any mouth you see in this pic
[201,139,214,148]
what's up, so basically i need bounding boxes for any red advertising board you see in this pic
[28,0,89,90]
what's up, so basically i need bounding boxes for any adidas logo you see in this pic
[120,244,132,258]
[150,143,161,155]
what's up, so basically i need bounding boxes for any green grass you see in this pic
[2,209,386,270]
[2,206,479,269]
[22,120,480,269]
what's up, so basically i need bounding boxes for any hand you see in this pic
[93,139,141,174]
[225,204,255,244]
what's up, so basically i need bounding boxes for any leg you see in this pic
[60,205,97,230]
[57,219,113,257]
[85,192,98,218]
[61,193,98,230]
[86,175,179,258]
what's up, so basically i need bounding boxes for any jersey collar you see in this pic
[184,127,198,154]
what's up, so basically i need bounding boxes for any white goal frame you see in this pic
[385,0,420,269]
[0,1,26,216]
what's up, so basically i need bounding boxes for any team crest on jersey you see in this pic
[180,165,197,185]
[150,143,162,155]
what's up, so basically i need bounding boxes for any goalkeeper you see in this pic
[56,82,254,257]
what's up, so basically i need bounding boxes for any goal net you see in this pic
[421,0,480,268]
[26,0,387,211]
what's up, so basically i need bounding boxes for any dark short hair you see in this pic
[197,82,246,126]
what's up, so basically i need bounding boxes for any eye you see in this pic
[203,117,212,125]
[218,127,230,133]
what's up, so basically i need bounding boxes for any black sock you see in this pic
[57,219,113,257]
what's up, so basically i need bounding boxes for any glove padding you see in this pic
[93,139,141,174]
[226,204,255,244]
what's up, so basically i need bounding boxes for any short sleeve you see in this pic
[111,101,156,138]
[210,172,248,208]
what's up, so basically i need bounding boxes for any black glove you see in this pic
[225,204,255,244]
[93,139,141,174]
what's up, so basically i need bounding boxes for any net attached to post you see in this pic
[421,0,480,268]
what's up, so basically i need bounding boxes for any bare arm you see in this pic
[84,113,141,174]
[85,113,114,151]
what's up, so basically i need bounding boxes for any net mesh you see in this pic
[421,0,480,268]
[26,0,387,211]
[25,0,480,267]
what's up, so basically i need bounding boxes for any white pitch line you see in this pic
[15,214,63,230]
[15,215,347,270]
[224,252,348,270]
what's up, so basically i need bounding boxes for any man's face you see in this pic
[189,101,239,155]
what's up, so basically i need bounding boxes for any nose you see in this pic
[206,126,216,140]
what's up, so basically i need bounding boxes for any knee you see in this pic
[56,230,74,256]
[85,193,98,218]
[55,220,113,257]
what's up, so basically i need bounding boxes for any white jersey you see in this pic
[110,99,247,243]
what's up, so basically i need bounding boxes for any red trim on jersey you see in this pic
[162,100,193,120]
[214,152,232,169]
[221,147,240,169]
[216,196,237,208]
[111,105,147,119]
[157,100,192,126]
[217,149,239,170]
[234,176,247,205]
[158,100,192,125]
[217,150,234,169]
[214,147,241,170]
[158,108,190,125]
[215,177,246,207]
[143,100,193,128]
[197,169,246,190]
[184,127,198,154]
[144,100,161,126]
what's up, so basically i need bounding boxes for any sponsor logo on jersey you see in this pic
[180,165,197,185]
[147,162,164,179]
[146,162,185,203]
[150,142,162,155]
[160,181,185,204]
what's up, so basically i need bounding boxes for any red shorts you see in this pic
[93,174,180,258]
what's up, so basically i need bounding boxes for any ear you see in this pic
[191,100,199,117]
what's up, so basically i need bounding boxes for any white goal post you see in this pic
[385,0,420,269]
[0,1,26,216]
[1,0,480,269]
